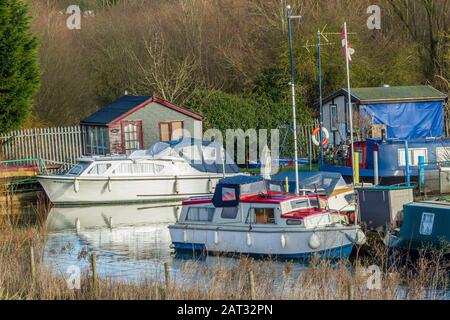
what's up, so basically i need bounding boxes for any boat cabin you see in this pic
[179,176,346,228]
[64,139,241,177]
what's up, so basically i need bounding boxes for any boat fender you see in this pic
[74,178,80,193]
[355,229,367,246]
[174,177,180,194]
[281,234,286,248]
[308,233,321,249]
[208,178,214,194]
[108,217,113,229]
[247,233,252,247]
[107,177,112,192]
[75,218,81,232]
[183,226,188,242]
[175,206,181,221]
[214,229,220,245]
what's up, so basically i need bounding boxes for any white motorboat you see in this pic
[37,139,242,205]
[169,176,366,260]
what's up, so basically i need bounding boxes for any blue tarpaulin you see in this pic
[360,102,444,139]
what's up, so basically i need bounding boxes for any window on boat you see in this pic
[87,163,111,175]
[112,163,165,175]
[291,199,309,209]
[309,198,328,209]
[221,207,239,219]
[247,208,276,224]
[186,207,215,222]
[398,148,428,166]
[66,163,90,176]
[268,183,282,192]
[202,147,217,162]
[240,181,267,196]
[221,188,237,201]
[286,219,303,226]
[344,193,355,203]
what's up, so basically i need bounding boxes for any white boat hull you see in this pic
[37,175,233,205]
[169,225,357,259]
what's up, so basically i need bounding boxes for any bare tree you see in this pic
[127,32,200,104]
[386,0,450,82]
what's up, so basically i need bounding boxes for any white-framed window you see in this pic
[186,207,215,222]
[87,163,111,175]
[84,126,110,156]
[398,148,428,166]
[330,104,338,131]
[112,162,165,175]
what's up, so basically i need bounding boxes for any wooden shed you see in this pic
[80,95,203,156]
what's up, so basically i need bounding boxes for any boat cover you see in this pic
[360,101,444,140]
[212,175,266,207]
[129,138,240,174]
[271,171,347,196]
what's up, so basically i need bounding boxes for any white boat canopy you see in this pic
[130,138,241,174]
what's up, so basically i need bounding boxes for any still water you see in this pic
[43,203,308,285]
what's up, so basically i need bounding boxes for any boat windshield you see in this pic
[130,139,241,174]
[66,162,91,176]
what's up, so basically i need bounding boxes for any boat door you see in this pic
[121,120,143,155]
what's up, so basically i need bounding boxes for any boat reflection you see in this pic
[44,203,180,281]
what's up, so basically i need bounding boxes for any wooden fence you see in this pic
[0,126,83,167]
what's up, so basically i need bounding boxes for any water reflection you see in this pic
[44,203,309,284]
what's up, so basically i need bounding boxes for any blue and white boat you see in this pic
[169,176,365,260]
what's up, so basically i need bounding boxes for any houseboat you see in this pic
[317,85,449,185]
[169,176,365,260]
[37,139,242,205]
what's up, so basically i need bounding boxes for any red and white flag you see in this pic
[342,28,355,64]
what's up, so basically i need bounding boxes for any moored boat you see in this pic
[37,139,242,205]
[169,176,365,260]
[386,201,450,258]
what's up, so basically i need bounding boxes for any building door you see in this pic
[121,120,143,155]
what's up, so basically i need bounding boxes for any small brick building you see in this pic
[80,95,203,155]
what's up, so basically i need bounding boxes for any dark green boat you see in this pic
[387,201,450,255]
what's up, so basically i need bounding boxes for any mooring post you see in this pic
[90,252,98,294]
[30,246,36,285]
[353,152,360,185]
[347,283,354,300]
[248,270,256,300]
[404,140,410,187]
[285,176,289,193]
[164,262,170,292]
[373,150,379,186]
[419,155,425,193]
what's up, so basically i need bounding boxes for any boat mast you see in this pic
[318,30,324,167]
[343,22,356,185]
[286,5,301,195]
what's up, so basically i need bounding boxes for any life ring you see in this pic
[311,127,329,147]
